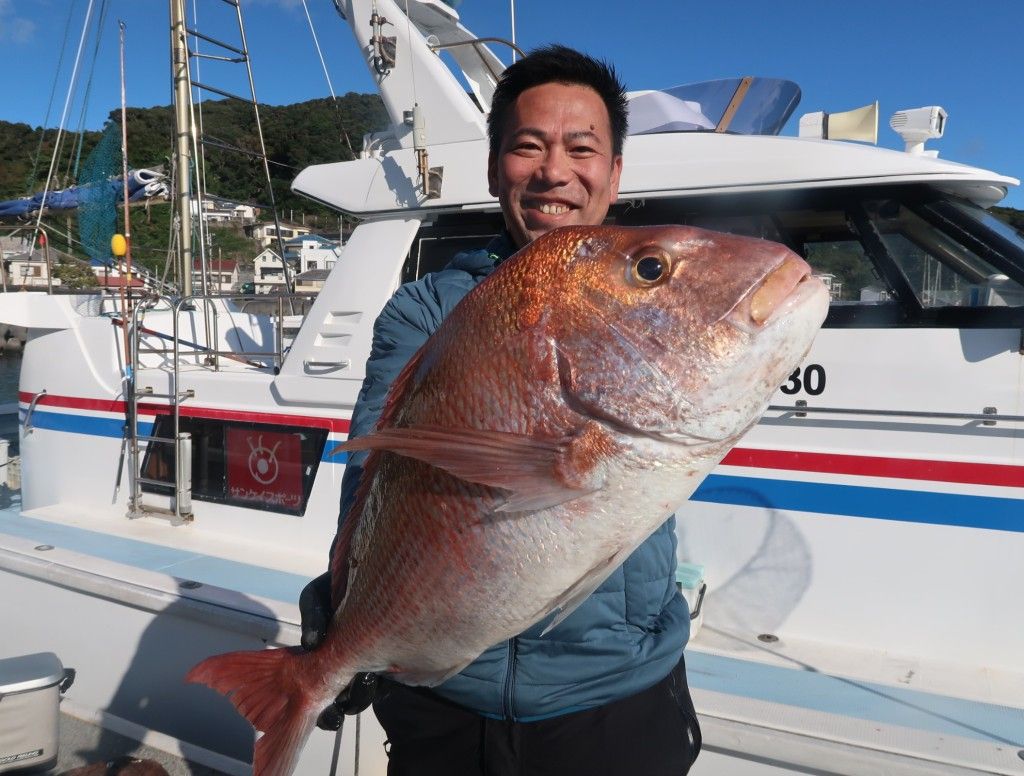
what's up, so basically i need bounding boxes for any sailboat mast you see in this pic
[118,20,133,317]
[170,0,193,296]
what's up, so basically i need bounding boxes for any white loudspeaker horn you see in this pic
[798,102,879,144]
[824,101,879,144]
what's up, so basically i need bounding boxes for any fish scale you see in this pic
[187,223,829,776]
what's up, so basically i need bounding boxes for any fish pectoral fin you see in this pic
[340,422,613,512]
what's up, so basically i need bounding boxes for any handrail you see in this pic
[428,37,526,59]
[23,390,48,433]
[768,403,1024,423]
[168,292,316,371]
[125,288,317,523]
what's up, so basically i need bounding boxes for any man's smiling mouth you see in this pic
[537,203,571,215]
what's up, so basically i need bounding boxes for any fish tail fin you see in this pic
[187,647,343,776]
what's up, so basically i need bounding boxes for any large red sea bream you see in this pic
[188,224,830,775]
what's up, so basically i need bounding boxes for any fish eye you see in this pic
[628,251,671,287]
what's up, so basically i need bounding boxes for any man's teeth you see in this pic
[539,203,569,215]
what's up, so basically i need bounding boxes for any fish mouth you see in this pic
[728,255,825,333]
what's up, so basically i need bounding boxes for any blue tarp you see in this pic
[0,169,169,218]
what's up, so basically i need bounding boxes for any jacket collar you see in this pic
[446,230,519,277]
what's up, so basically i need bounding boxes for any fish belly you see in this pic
[330,441,704,684]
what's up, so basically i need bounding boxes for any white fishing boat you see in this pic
[1,1,1021,774]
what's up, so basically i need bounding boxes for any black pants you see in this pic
[372,654,701,776]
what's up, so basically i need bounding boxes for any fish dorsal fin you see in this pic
[336,421,614,514]
[329,498,359,610]
[329,345,432,608]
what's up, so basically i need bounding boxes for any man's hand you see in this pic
[298,572,379,729]
[299,571,333,651]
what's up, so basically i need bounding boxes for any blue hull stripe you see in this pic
[322,446,347,464]
[27,409,349,463]
[21,412,1024,529]
[26,410,151,438]
[693,474,1024,533]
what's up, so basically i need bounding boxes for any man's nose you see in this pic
[536,147,572,185]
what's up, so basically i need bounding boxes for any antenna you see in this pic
[510,0,517,62]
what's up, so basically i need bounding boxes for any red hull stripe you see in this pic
[18,392,1023,487]
[721,448,1024,488]
[18,391,350,433]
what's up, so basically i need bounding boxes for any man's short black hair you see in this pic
[488,45,628,157]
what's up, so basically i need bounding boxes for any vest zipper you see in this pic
[502,637,517,720]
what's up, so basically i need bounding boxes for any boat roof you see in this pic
[292,130,1018,218]
[293,1,1018,217]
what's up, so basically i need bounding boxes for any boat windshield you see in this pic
[405,186,1024,328]
[628,77,801,137]
[605,185,1024,328]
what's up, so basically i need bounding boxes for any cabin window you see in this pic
[610,186,1024,327]
[405,213,505,282]
[776,209,890,304]
[865,200,1024,308]
[140,416,328,516]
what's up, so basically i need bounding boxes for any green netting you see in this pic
[77,121,122,263]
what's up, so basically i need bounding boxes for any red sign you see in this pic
[226,428,303,511]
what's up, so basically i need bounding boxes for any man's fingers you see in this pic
[298,572,332,650]
[300,622,326,652]
[316,703,344,731]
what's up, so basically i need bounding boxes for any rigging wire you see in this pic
[190,0,212,280]
[70,0,111,182]
[403,0,420,107]
[33,0,98,249]
[181,11,209,301]
[299,0,353,155]
[25,0,80,193]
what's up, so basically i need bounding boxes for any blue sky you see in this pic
[2,0,1022,208]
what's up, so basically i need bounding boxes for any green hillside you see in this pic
[992,205,1024,235]
[2,93,1021,281]
[0,93,386,276]
[1,92,386,215]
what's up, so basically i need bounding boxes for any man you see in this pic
[300,45,701,775]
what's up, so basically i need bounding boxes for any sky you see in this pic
[1,0,1022,208]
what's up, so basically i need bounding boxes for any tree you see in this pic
[53,259,99,289]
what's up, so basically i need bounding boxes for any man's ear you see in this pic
[487,151,499,198]
[609,155,623,204]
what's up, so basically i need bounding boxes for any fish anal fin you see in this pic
[540,542,640,637]
[388,657,475,688]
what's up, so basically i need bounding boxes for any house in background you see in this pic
[283,234,341,274]
[244,221,311,248]
[192,259,239,294]
[813,272,844,301]
[294,268,330,294]
[251,248,299,294]
[193,196,259,225]
[4,252,60,289]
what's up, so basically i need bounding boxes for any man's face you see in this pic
[488,82,623,248]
